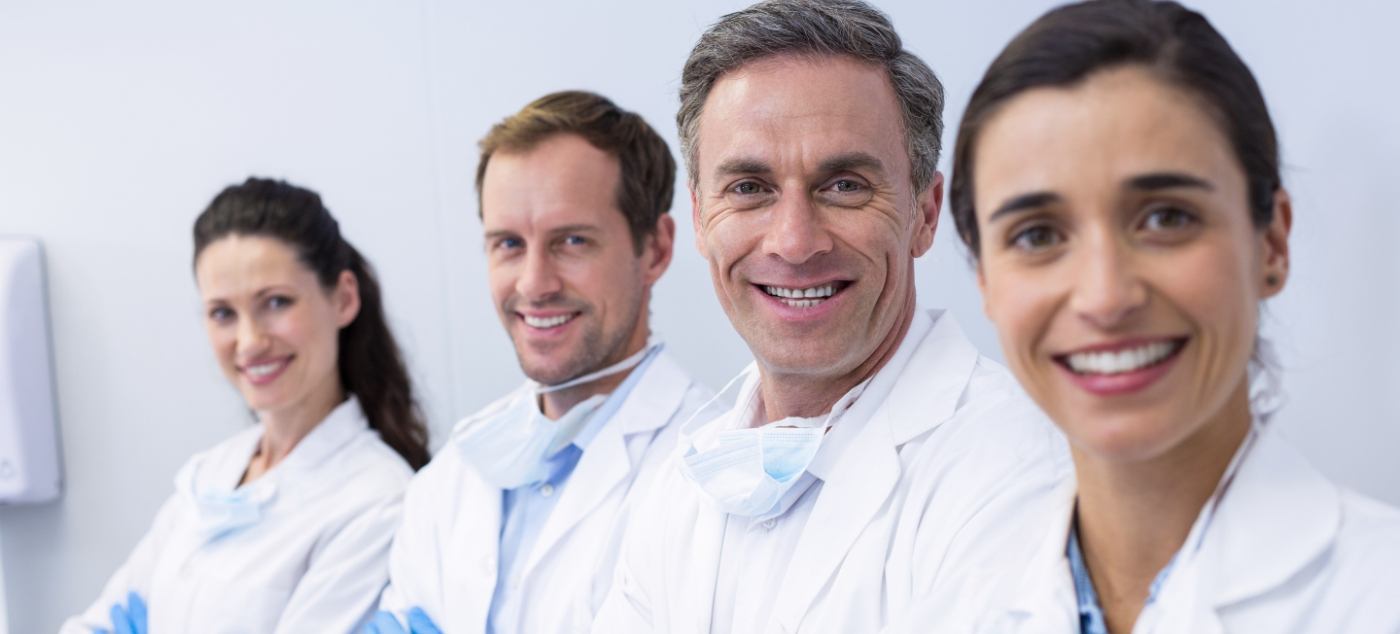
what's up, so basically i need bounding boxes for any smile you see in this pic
[1057,338,1186,376]
[521,312,577,329]
[759,281,850,309]
[240,356,292,385]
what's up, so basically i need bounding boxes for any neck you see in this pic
[252,377,346,475]
[540,323,650,420]
[758,292,916,422]
[1072,381,1253,633]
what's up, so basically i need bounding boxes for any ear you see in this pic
[911,171,944,258]
[690,185,710,260]
[642,215,676,286]
[1259,188,1292,299]
[333,269,362,328]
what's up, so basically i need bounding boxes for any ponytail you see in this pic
[194,177,432,470]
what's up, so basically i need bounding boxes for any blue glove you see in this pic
[93,591,148,634]
[364,607,441,634]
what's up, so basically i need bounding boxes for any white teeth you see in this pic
[524,314,573,329]
[763,284,837,306]
[1066,341,1179,375]
[247,361,284,378]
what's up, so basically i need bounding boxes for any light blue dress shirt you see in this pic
[1067,521,1176,634]
[486,348,659,634]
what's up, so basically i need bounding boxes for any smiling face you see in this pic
[691,54,941,395]
[482,133,672,386]
[196,234,359,419]
[972,66,1290,463]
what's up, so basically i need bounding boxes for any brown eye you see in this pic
[1141,206,1198,232]
[1010,224,1063,252]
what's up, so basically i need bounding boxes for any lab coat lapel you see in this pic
[991,479,1079,634]
[519,352,688,580]
[769,310,960,630]
[769,412,899,631]
[442,463,504,631]
[1155,426,1341,630]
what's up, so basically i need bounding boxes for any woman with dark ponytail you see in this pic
[62,177,432,634]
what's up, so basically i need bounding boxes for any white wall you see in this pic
[0,1,1395,631]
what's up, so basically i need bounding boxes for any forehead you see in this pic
[481,133,624,231]
[696,54,909,179]
[973,66,1240,205]
[195,234,313,296]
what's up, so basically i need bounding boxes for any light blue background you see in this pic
[1,1,1396,631]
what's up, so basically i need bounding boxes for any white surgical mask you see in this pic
[679,420,826,517]
[177,458,277,542]
[457,341,659,489]
[678,372,871,517]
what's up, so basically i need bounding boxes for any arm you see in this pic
[273,496,403,634]
[59,497,179,634]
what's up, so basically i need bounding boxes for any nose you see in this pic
[762,192,833,265]
[516,246,563,302]
[1069,235,1147,329]
[235,316,270,361]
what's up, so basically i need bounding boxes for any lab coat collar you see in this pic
[520,348,693,580]
[1186,424,1341,609]
[997,425,1343,632]
[177,396,369,498]
[881,309,979,445]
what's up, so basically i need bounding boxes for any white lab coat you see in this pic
[61,396,413,634]
[970,423,1400,633]
[377,348,712,633]
[591,309,1072,634]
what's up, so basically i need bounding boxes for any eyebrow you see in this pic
[713,157,771,179]
[1127,171,1214,192]
[988,192,1062,223]
[987,171,1215,223]
[547,224,600,237]
[819,152,885,176]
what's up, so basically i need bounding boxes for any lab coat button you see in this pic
[763,519,776,530]
[540,483,555,497]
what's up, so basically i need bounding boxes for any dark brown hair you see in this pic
[475,90,675,254]
[193,177,431,470]
[950,0,1281,257]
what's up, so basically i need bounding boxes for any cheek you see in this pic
[982,265,1057,364]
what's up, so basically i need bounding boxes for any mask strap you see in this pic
[538,338,661,394]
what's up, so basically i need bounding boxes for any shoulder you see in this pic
[910,354,1069,470]
[318,429,416,505]
[1332,489,1400,576]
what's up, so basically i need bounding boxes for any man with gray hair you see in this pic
[592,1,1068,631]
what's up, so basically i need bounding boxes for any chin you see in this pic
[1064,412,1188,464]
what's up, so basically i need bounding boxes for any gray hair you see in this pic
[678,0,945,192]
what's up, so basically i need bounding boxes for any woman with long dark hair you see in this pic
[62,177,431,633]
[896,1,1400,632]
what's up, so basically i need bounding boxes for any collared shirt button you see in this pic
[763,518,777,530]
[539,483,555,497]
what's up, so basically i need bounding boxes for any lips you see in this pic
[755,280,852,309]
[240,356,292,386]
[1052,337,1189,397]
[518,311,580,332]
